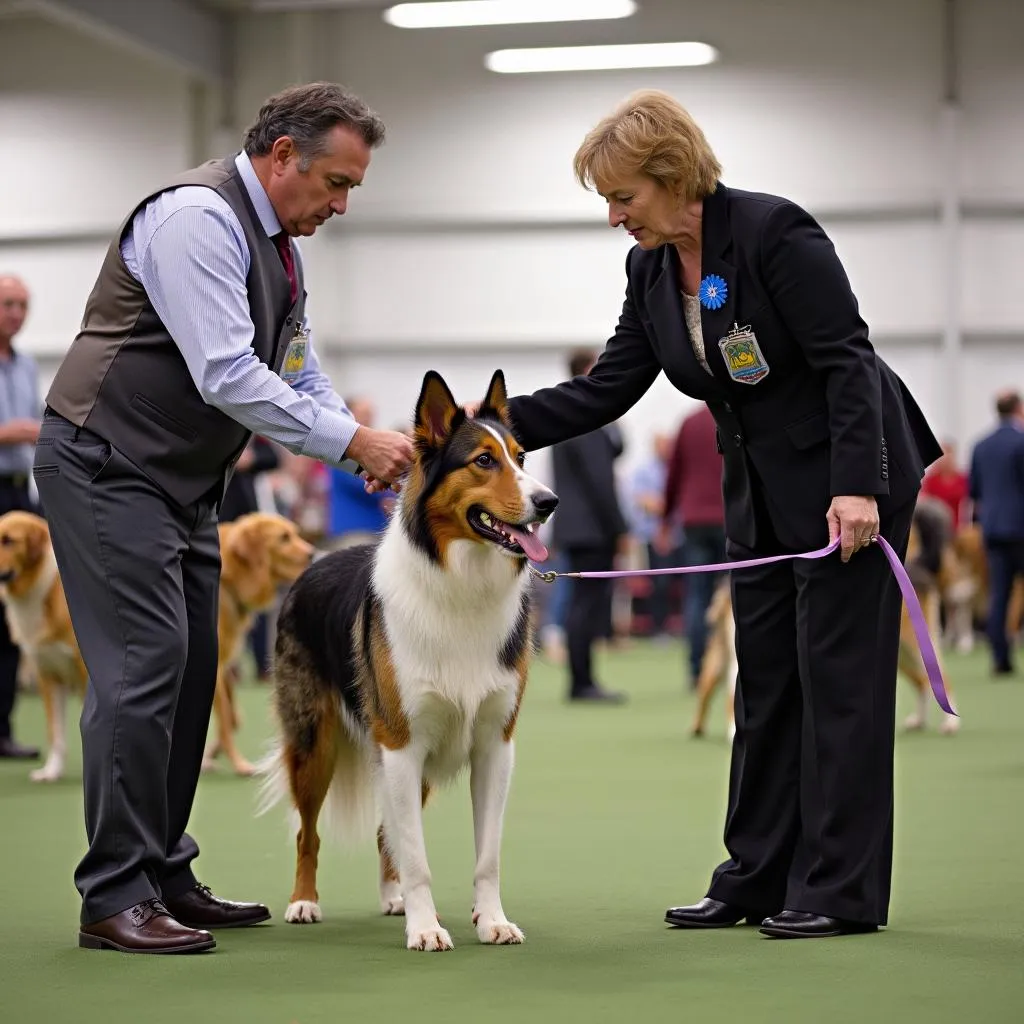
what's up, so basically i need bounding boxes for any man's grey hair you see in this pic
[243,81,386,168]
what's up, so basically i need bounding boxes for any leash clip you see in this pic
[528,565,559,584]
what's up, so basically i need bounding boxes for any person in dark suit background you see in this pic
[550,348,629,704]
[439,90,942,939]
[220,435,281,679]
[968,390,1024,675]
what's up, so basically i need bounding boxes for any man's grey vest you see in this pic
[46,156,304,507]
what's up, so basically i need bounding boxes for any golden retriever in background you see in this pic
[203,512,314,776]
[0,511,88,781]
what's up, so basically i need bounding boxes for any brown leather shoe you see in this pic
[79,899,215,953]
[164,883,271,929]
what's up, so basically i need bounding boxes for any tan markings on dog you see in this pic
[502,626,533,742]
[365,610,411,750]
[285,693,341,908]
[206,512,314,776]
[425,430,529,566]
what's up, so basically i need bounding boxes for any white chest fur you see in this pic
[373,531,528,780]
[2,551,59,653]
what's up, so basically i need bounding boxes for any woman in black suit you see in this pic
[453,89,942,939]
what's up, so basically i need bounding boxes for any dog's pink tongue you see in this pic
[507,526,549,563]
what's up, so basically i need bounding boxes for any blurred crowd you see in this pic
[1,272,1022,754]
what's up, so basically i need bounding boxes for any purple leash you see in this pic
[530,536,956,718]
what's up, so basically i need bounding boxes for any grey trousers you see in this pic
[34,411,220,925]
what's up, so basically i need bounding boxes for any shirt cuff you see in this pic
[300,408,360,466]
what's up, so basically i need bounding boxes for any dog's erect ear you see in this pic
[415,371,462,449]
[479,369,510,426]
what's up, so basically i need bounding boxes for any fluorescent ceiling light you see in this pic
[383,0,637,29]
[485,41,719,73]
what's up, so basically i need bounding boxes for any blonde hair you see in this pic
[573,89,722,201]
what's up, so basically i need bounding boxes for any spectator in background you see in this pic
[661,404,725,689]
[968,390,1024,676]
[921,439,970,529]
[627,431,680,640]
[0,273,42,760]
[326,395,392,548]
[550,349,628,704]
[220,435,281,680]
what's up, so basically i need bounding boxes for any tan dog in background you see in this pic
[691,507,959,739]
[0,511,87,781]
[203,512,314,776]
[690,579,735,740]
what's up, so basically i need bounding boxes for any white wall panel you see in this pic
[0,16,190,238]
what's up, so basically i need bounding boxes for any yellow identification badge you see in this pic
[718,323,769,385]
[281,327,309,382]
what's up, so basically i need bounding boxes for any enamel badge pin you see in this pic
[698,274,728,310]
[718,323,769,385]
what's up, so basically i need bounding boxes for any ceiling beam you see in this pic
[31,0,228,83]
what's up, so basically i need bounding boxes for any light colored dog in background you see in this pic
[690,502,960,739]
[0,510,88,781]
[690,578,735,741]
[202,512,314,776]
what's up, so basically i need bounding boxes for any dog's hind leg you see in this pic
[30,677,66,783]
[377,824,404,915]
[284,715,338,924]
[691,640,723,738]
[216,666,255,776]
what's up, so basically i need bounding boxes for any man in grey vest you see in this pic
[34,82,413,954]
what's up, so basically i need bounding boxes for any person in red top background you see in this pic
[660,404,726,688]
[920,439,971,528]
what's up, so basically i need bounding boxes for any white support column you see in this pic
[939,0,963,447]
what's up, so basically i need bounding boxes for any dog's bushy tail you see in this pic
[254,729,378,848]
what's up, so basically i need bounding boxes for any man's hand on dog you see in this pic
[827,495,880,563]
[347,426,414,494]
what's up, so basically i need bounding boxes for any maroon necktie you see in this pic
[273,231,297,305]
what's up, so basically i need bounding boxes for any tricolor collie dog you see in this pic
[0,511,88,782]
[258,370,558,952]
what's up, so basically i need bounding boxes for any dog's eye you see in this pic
[474,452,496,468]
[0,536,11,547]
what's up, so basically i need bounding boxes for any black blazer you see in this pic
[508,183,941,551]
[550,424,627,550]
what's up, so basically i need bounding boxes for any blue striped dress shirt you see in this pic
[119,151,359,467]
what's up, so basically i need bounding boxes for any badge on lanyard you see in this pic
[718,323,769,385]
[281,326,309,383]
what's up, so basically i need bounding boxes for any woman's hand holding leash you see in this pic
[827,495,880,563]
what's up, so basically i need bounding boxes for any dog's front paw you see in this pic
[903,713,925,732]
[939,715,960,735]
[284,900,322,923]
[473,911,524,945]
[406,922,454,951]
[230,758,257,777]
[381,896,405,916]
